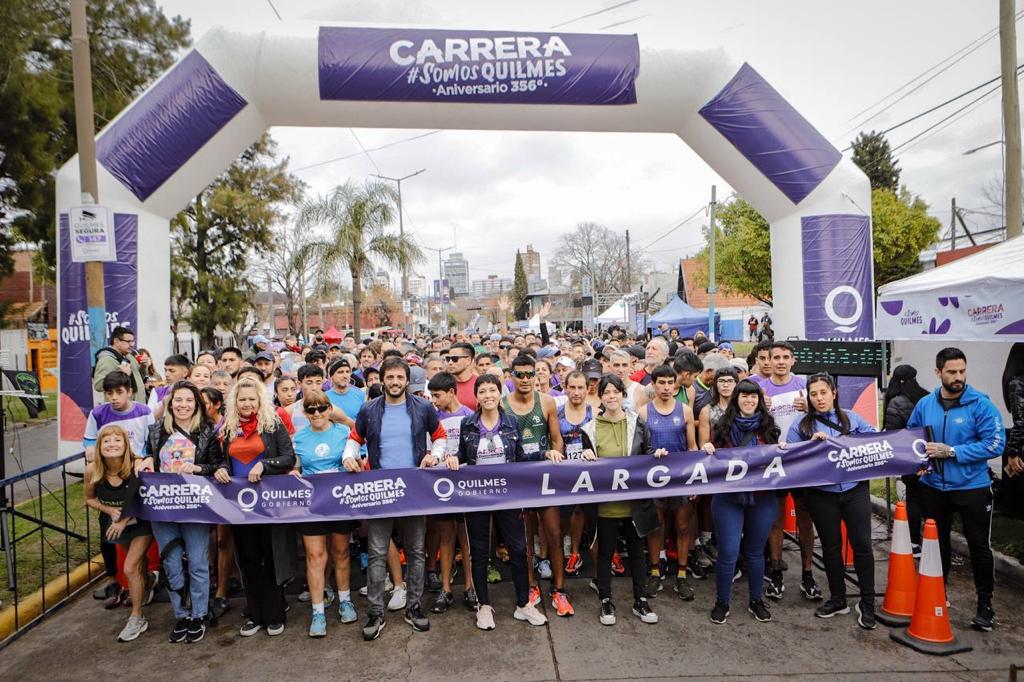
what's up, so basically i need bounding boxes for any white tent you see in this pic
[876,236,1024,341]
[595,297,629,325]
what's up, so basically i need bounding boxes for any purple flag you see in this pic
[127,430,927,524]
[318,27,639,105]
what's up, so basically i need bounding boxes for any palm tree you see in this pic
[297,180,423,339]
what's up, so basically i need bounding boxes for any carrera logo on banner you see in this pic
[968,303,1004,325]
[126,430,928,525]
[318,27,639,105]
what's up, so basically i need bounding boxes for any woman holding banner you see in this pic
[786,372,877,630]
[138,381,223,644]
[214,378,297,638]
[701,379,780,625]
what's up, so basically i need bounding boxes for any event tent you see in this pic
[595,298,629,325]
[876,236,1024,341]
[647,296,721,338]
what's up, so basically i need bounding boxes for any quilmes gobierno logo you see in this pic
[432,475,509,502]
[236,483,312,513]
[237,487,258,512]
[434,477,455,502]
[824,285,864,334]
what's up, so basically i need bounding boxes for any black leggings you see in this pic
[233,524,286,626]
[803,483,875,603]
[595,516,646,602]
[918,484,994,603]
[466,509,529,607]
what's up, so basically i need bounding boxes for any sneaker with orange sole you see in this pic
[552,590,574,617]
[529,586,542,607]
[565,553,583,576]
[611,553,626,576]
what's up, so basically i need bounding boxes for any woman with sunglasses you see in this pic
[291,390,358,637]
[448,373,548,631]
[785,372,878,629]
[701,379,780,625]
[697,367,740,446]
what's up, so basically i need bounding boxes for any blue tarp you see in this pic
[647,296,720,338]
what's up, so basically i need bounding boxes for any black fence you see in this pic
[0,453,102,647]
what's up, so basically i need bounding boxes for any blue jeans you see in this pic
[711,492,777,605]
[152,521,210,619]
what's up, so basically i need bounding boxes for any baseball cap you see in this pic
[404,353,424,367]
[718,341,734,352]
[730,358,749,373]
[489,333,502,341]
[253,351,274,362]
[555,356,576,369]
[252,335,270,346]
[697,341,718,355]
[537,346,558,359]
[409,366,427,394]
[627,345,646,361]
[581,359,603,379]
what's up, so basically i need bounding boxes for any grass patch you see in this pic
[2,391,58,425]
[0,481,101,609]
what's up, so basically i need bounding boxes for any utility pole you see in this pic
[950,197,957,251]
[422,245,453,334]
[1001,0,1022,238]
[71,0,108,364]
[625,229,631,293]
[707,185,718,342]
[372,169,426,335]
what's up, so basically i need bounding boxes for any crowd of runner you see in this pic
[80,319,1010,644]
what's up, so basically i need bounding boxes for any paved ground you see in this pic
[2,521,1022,681]
[2,421,65,505]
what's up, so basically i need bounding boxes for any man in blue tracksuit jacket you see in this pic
[907,347,1004,632]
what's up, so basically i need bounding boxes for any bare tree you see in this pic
[258,222,319,335]
[554,222,648,294]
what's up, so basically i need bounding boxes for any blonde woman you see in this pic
[137,381,222,644]
[214,377,297,638]
[85,424,153,642]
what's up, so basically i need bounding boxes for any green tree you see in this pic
[872,187,942,285]
[171,134,303,348]
[512,251,529,320]
[851,130,901,193]
[298,180,422,340]
[3,0,190,274]
[696,197,773,305]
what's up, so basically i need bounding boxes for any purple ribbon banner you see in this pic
[126,430,928,525]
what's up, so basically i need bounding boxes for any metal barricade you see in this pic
[0,452,101,647]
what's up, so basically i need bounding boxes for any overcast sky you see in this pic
[158,0,1018,285]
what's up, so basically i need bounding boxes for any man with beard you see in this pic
[908,347,1004,632]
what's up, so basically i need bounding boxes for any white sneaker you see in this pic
[117,615,148,642]
[358,576,394,598]
[513,602,548,626]
[387,584,408,611]
[476,604,496,630]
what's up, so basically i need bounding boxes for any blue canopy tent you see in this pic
[646,296,720,338]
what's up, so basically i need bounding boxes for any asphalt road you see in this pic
[1,523,1021,681]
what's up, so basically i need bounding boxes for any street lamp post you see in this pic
[372,169,426,337]
[422,245,453,334]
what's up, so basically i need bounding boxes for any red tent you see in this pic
[322,326,343,344]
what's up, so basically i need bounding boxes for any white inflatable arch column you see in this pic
[56,22,872,451]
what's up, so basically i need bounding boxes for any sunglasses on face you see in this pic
[499,344,511,350]
[512,370,536,379]
[446,355,469,362]
[305,405,331,415]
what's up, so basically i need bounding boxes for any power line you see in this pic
[892,80,1007,155]
[290,130,442,172]
[896,85,1003,155]
[598,14,650,30]
[637,202,710,252]
[550,0,642,29]
[266,0,282,20]
[349,129,381,174]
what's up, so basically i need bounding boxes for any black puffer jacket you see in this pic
[883,394,916,431]
[145,422,224,475]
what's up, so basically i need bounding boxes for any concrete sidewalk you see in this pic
[2,529,1022,680]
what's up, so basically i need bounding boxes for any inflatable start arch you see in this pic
[56,22,873,450]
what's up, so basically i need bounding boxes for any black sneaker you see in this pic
[686,556,706,580]
[911,544,922,559]
[425,571,442,594]
[764,570,784,601]
[645,574,662,599]
[748,599,772,622]
[209,596,230,621]
[266,622,285,636]
[463,588,478,611]
[405,605,430,632]
[632,598,658,624]
[815,598,850,618]
[169,617,190,643]
[431,591,454,614]
[363,613,386,641]
[599,598,616,626]
[239,619,261,637]
[800,572,823,601]
[856,601,877,630]
[93,581,118,600]
[709,601,730,624]
[674,575,695,601]
[971,602,995,632]
[185,617,206,643]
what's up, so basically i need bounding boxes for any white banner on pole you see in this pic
[69,206,116,263]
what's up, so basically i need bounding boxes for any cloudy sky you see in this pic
[159,0,1017,285]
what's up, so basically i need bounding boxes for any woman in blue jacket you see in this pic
[786,373,877,630]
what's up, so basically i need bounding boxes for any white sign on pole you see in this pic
[69,206,116,263]
[402,299,411,314]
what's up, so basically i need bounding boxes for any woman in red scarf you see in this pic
[214,378,297,637]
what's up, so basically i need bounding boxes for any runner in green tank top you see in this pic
[505,354,574,617]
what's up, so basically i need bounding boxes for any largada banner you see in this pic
[318,27,639,105]
[127,430,928,525]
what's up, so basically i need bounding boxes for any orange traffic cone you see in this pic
[784,493,797,534]
[890,519,972,655]
[840,521,855,568]
[877,501,917,627]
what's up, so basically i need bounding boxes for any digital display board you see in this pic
[790,340,887,379]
